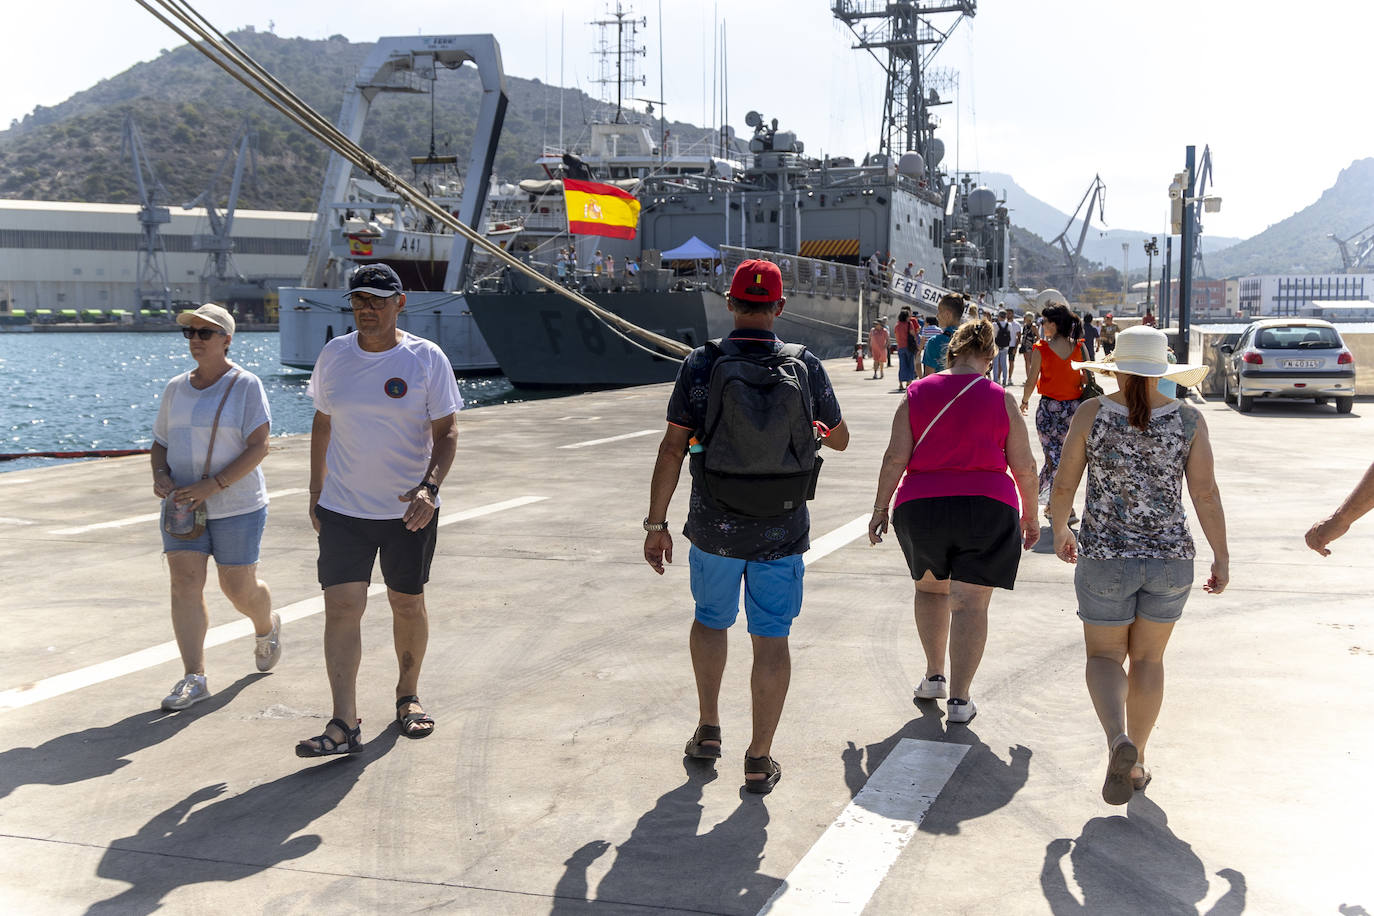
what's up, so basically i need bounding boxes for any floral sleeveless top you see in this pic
[1078,398,1198,560]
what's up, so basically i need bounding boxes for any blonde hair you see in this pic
[947,318,996,363]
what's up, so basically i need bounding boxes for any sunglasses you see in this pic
[181,327,225,340]
[349,293,398,311]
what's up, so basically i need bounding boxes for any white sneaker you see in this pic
[255,611,282,672]
[161,674,209,711]
[946,698,977,724]
[913,675,948,700]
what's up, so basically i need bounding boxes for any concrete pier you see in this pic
[1,362,1370,914]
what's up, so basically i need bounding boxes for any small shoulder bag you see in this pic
[162,370,241,539]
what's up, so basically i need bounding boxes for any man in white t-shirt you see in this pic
[297,262,463,757]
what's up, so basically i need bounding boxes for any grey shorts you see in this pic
[1075,557,1194,626]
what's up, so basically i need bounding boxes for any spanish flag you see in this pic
[564,178,641,240]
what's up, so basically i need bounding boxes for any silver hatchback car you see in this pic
[1218,318,1356,413]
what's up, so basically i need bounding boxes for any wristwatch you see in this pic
[643,517,669,532]
[417,481,439,497]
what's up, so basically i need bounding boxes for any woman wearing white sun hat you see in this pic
[1048,325,1229,806]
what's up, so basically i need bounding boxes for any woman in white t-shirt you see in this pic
[150,304,279,713]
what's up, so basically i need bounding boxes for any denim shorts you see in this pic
[161,505,267,567]
[1075,557,1194,626]
[688,545,804,638]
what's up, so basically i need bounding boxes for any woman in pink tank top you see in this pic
[867,319,1040,724]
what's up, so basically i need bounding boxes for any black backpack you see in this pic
[995,321,1012,349]
[905,320,921,353]
[696,340,821,518]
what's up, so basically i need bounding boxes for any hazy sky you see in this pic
[9,1,1370,241]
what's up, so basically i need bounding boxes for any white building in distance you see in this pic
[0,200,313,320]
[1238,273,1372,317]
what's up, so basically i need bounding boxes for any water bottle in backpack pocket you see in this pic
[696,341,821,518]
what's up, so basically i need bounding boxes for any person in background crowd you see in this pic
[1099,313,1119,356]
[1306,459,1374,556]
[1051,325,1226,804]
[152,303,278,712]
[869,319,890,380]
[868,319,1039,723]
[1141,307,1156,327]
[1020,291,1085,524]
[895,305,919,389]
[992,307,1017,386]
[1082,313,1100,361]
[1019,311,1039,381]
[921,295,963,378]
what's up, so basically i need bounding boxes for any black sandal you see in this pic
[744,754,782,795]
[396,695,435,739]
[684,723,722,759]
[296,717,362,757]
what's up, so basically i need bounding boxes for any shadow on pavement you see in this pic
[85,726,400,915]
[550,758,777,915]
[1040,793,1247,915]
[0,673,267,801]
[842,701,1032,835]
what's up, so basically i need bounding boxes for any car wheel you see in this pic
[1238,393,1254,413]
[1222,373,1235,405]
[1336,397,1354,414]
[1314,397,1328,405]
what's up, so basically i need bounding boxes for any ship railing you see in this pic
[716,245,869,302]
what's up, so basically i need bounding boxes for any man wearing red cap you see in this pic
[642,258,850,795]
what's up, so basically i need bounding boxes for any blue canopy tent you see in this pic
[660,236,719,278]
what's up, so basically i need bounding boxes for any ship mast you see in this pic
[832,1,975,178]
[590,2,647,124]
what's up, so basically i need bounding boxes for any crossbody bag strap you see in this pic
[200,369,241,479]
[914,375,984,452]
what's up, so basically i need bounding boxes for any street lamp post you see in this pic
[1143,236,1159,313]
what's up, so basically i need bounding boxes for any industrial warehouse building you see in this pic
[0,200,313,322]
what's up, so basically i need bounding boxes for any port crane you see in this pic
[1329,223,1374,272]
[1050,174,1107,300]
[1188,145,1216,280]
[184,122,257,295]
[122,114,172,313]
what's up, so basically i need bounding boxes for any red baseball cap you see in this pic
[728,258,783,303]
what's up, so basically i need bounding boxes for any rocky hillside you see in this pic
[0,29,714,212]
[1202,159,1374,277]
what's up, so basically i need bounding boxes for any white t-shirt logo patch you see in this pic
[384,377,408,398]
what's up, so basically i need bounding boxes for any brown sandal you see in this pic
[745,754,781,795]
[684,724,722,759]
[1132,764,1153,792]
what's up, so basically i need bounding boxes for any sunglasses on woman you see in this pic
[181,327,225,340]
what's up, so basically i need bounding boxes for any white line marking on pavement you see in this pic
[51,488,310,535]
[557,429,659,449]
[757,738,970,914]
[0,477,35,486]
[0,517,36,526]
[803,515,871,567]
[437,495,546,527]
[0,496,546,710]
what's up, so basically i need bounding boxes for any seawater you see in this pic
[0,332,536,473]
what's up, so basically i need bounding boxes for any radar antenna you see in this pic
[121,114,173,314]
[832,0,976,181]
[1050,174,1107,300]
[590,2,648,124]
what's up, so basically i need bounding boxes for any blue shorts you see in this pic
[688,545,804,638]
[161,506,267,567]
[1075,557,1193,626]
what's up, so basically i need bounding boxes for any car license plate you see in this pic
[1282,359,1321,369]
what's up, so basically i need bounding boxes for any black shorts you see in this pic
[316,506,438,595]
[893,495,1021,590]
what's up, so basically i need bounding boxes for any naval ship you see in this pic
[465,0,1015,387]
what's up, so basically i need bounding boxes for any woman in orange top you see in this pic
[1020,293,1085,522]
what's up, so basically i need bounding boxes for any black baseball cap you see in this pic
[345,263,404,298]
